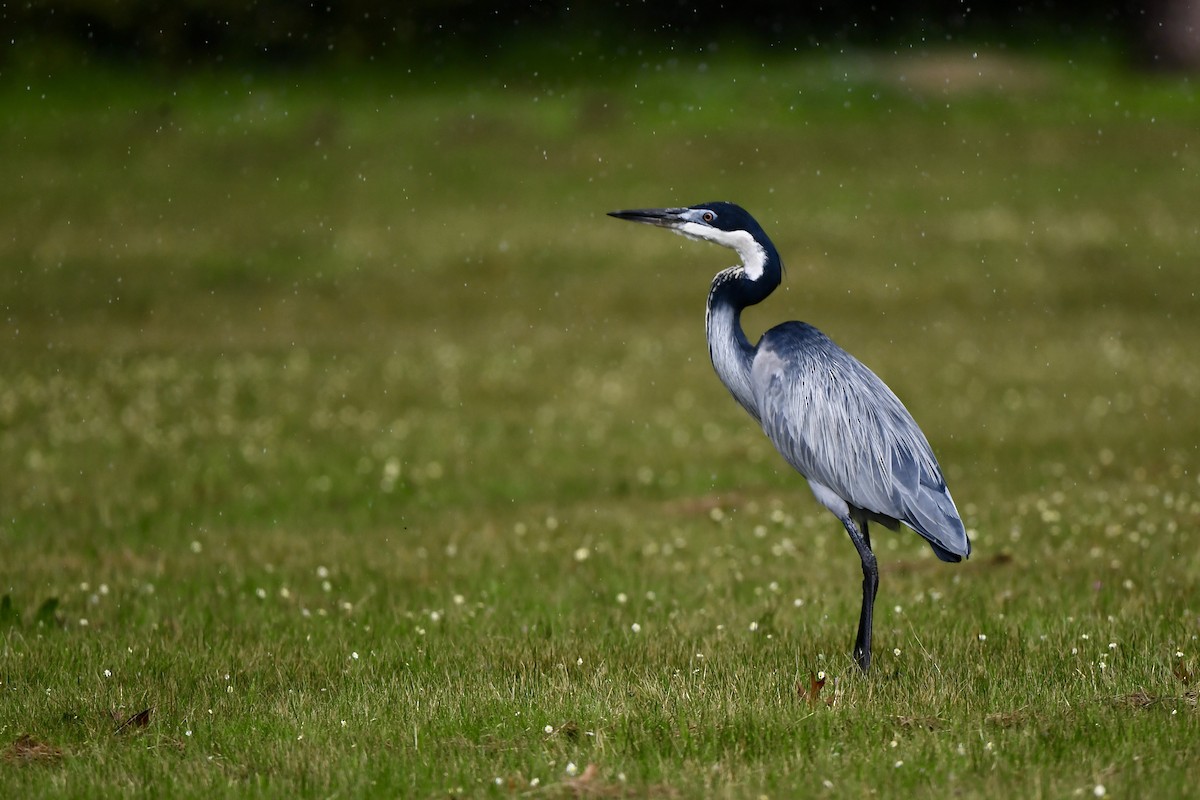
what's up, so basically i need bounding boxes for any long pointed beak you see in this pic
[608,207,688,227]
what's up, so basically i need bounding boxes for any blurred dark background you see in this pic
[3,1,1198,71]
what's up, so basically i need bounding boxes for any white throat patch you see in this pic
[674,222,768,281]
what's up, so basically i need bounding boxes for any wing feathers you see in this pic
[751,323,970,561]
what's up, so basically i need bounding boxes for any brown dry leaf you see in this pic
[1113,690,1159,709]
[1114,690,1199,710]
[985,709,1031,728]
[3,734,63,765]
[798,671,826,706]
[114,707,153,734]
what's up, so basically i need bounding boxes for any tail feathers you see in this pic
[904,484,971,562]
[927,538,966,563]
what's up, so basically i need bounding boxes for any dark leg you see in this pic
[841,515,879,673]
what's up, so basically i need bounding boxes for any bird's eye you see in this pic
[702,211,715,223]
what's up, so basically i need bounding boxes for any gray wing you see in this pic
[750,322,970,562]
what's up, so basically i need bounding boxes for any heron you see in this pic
[608,201,971,672]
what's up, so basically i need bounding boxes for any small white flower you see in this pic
[893,648,902,657]
[453,594,465,606]
[894,760,904,768]
[316,566,330,579]
[631,622,641,633]
[1108,642,1117,650]
[79,618,89,627]
[565,762,578,776]
[530,778,540,787]
[544,725,554,734]
[576,657,583,666]
[573,547,590,562]
[190,540,202,553]
[977,633,987,641]
[749,621,759,632]
[1094,785,1107,797]
[616,592,628,604]
[255,588,267,600]
[103,669,112,678]
[351,651,359,660]
[185,730,193,737]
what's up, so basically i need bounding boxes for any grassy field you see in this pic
[2,49,1199,797]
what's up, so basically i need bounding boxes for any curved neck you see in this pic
[705,250,781,422]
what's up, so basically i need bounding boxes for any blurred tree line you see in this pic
[3,0,1198,70]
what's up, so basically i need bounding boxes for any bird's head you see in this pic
[608,201,777,281]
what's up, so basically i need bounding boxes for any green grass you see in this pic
[2,49,1200,797]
